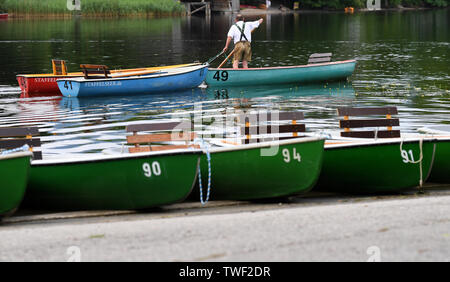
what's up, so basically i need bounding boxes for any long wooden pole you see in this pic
[217,49,236,69]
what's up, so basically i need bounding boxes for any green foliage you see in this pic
[0,0,185,15]
[423,0,449,6]
[388,0,449,7]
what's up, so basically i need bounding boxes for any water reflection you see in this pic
[205,82,355,100]
[0,10,449,158]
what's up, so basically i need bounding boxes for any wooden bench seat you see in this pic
[126,122,199,153]
[80,64,111,79]
[238,111,306,144]
[337,106,400,138]
[308,53,332,64]
[0,126,42,160]
[52,59,67,75]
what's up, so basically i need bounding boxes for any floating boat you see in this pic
[0,126,36,217]
[206,53,356,87]
[0,13,8,20]
[316,138,436,193]
[25,122,201,210]
[16,60,201,95]
[315,107,437,193]
[0,152,31,217]
[199,137,324,200]
[417,125,450,183]
[57,64,208,98]
[26,150,201,210]
[196,111,325,200]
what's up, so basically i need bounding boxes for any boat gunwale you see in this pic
[16,63,202,78]
[207,136,324,154]
[208,59,356,71]
[324,136,439,150]
[0,151,32,161]
[31,148,202,166]
[56,64,208,83]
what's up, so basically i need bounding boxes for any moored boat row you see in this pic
[16,53,357,97]
[2,107,449,219]
[16,61,203,95]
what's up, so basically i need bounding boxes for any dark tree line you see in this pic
[243,0,448,9]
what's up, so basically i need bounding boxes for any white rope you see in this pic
[400,137,424,188]
[194,138,212,205]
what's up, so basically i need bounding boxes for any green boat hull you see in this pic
[25,151,200,210]
[315,140,436,193]
[428,139,450,183]
[0,152,31,216]
[206,60,356,87]
[197,138,325,200]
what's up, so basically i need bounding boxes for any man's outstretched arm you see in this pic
[223,36,232,53]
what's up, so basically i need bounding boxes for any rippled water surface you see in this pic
[0,9,449,157]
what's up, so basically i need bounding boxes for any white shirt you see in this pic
[227,20,260,44]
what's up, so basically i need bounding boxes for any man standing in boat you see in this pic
[222,14,263,69]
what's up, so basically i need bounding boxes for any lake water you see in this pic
[0,9,449,157]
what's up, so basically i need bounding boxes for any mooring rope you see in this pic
[399,137,424,188]
[194,138,212,205]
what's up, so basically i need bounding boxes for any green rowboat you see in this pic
[205,60,356,87]
[315,138,436,193]
[198,137,325,200]
[0,152,31,216]
[417,125,450,183]
[25,150,201,210]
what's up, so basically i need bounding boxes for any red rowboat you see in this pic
[0,13,8,19]
[17,60,200,95]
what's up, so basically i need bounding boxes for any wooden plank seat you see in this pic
[238,111,306,144]
[0,126,42,160]
[52,59,67,75]
[337,106,400,138]
[126,121,200,153]
[308,53,332,64]
[80,64,111,79]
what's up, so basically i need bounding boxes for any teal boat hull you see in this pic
[205,60,356,87]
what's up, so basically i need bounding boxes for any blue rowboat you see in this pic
[57,64,208,98]
[205,60,356,87]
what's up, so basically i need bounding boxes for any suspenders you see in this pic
[234,22,248,42]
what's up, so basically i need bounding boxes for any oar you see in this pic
[109,69,161,78]
[217,48,236,69]
[206,50,225,65]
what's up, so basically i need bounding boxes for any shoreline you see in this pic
[240,6,442,15]
[2,6,447,19]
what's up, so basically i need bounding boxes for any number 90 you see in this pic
[143,161,162,178]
